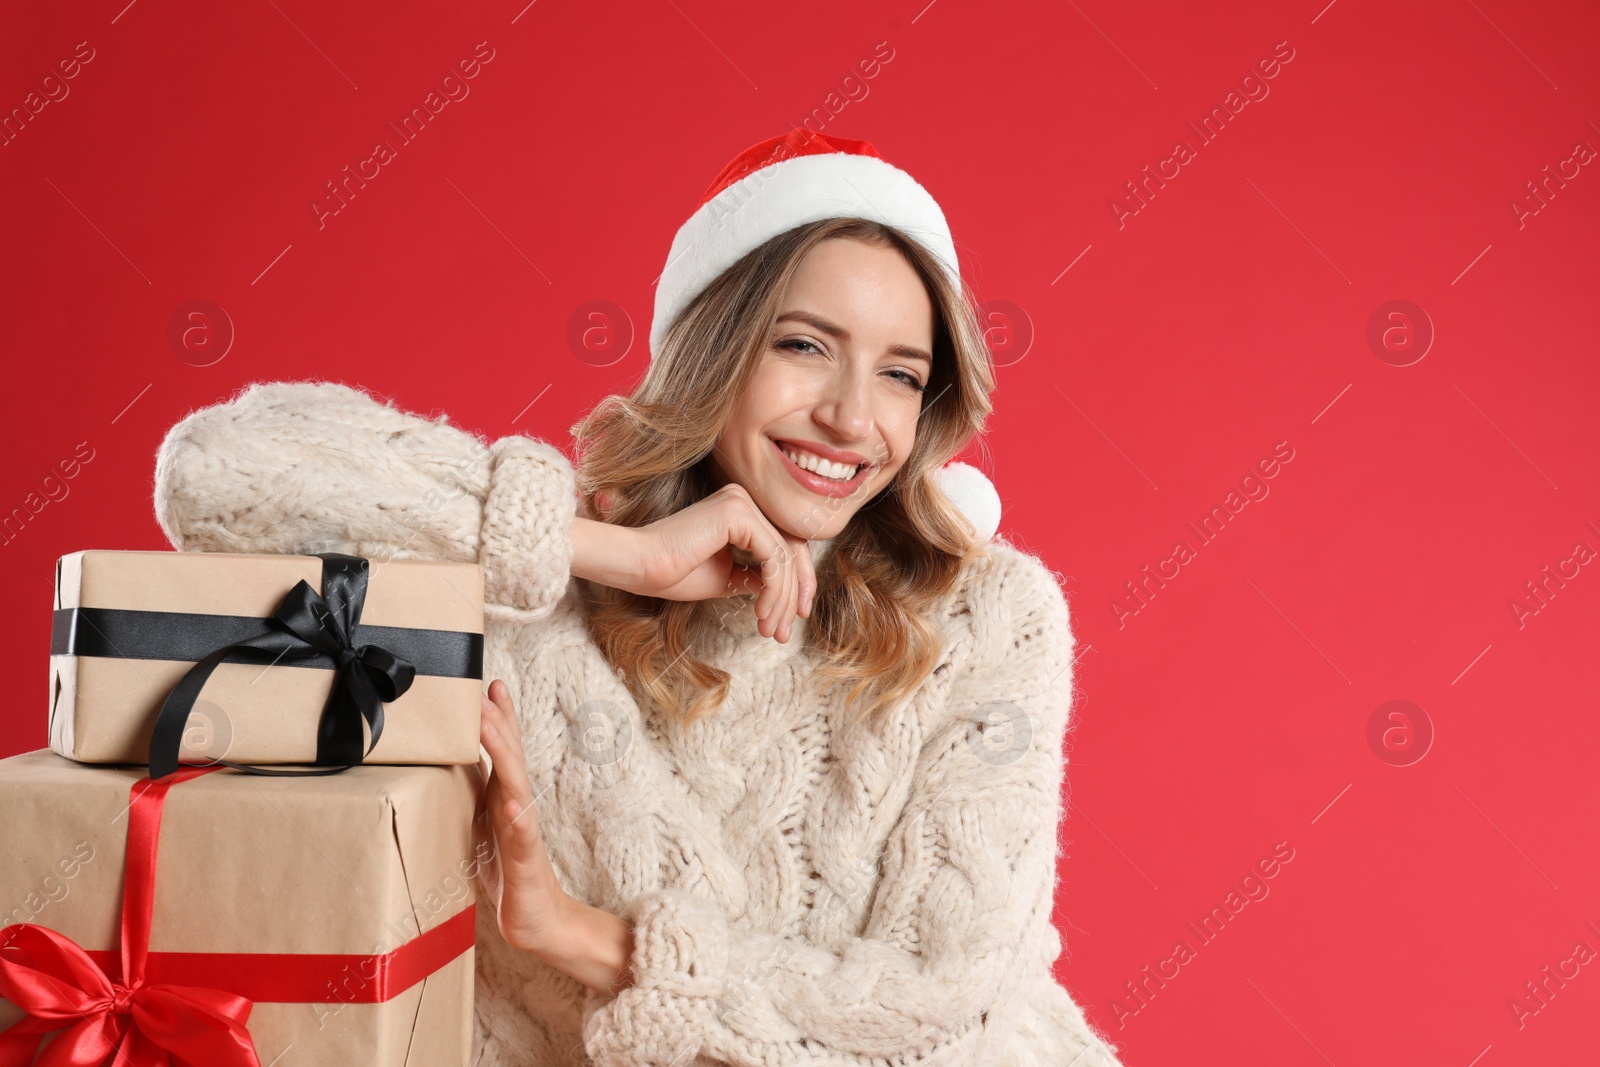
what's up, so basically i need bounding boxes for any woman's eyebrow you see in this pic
[775,310,932,365]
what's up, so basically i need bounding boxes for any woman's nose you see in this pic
[811,371,874,440]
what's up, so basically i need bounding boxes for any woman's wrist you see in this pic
[522,889,636,997]
[571,515,642,593]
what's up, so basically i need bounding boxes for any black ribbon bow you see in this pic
[147,553,416,779]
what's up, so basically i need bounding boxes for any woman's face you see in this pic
[706,236,935,542]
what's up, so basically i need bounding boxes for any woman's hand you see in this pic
[576,483,817,643]
[474,678,568,956]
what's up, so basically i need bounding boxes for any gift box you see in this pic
[49,550,485,772]
[0,749,482,1065]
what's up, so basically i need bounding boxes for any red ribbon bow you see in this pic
[0,766,261,1067]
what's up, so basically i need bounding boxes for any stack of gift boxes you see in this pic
[0,547,489,1065]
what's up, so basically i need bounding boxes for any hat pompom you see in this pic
[933,460,1001,542]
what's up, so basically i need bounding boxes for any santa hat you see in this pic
[652,128,1002,542]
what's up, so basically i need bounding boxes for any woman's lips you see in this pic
[771,438,871,499]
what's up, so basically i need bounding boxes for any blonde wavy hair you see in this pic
[570,216,997,729]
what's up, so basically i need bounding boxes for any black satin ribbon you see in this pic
[52,610,480,677]
[49,552,476,780]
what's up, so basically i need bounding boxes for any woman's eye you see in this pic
[775,338,924,392]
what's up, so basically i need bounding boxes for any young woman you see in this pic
[154,130,1124,1067]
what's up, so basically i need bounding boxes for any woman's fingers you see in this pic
[480,683,532,818]
[763,543,790,640]
[475,678,566,954]
[777,538,799,642]
[772,526,800,640]
[722,495,786,634]
[724,492,816,643]
[724,560,764,597]
[797,531,817,619]
[635,483,815,643]
[754,535,784,633]
[779,530,810,639]
[479,681,546,865]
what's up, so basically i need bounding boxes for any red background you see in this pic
[3,1,1598,1062]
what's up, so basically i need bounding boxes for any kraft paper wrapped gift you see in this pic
[49,549,485,770]
[0,749,483,1066]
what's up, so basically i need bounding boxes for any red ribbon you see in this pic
[0,766,258,1066]
[78,905,477,1005]
[0,767,477,1066]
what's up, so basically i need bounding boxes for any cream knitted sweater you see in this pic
[152,380,1125,1067]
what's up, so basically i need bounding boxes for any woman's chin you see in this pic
[780,508,853,543]
[745,483,858,543]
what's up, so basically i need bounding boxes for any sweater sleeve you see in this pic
[580,546,1125,1067]
[152,378,577,620]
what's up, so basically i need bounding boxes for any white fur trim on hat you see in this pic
[650,152,961,359]
[933,460,1001,542]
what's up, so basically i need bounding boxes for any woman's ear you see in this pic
[933,460,1001,542]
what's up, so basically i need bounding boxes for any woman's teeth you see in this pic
[781,445,861,481]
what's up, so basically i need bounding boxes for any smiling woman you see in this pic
[748,281,934,499]
[573,211,997,726]
[153,127,1124,1067]
[711,240,933,512]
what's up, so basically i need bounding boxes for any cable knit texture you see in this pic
[153,379,1125,1067]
